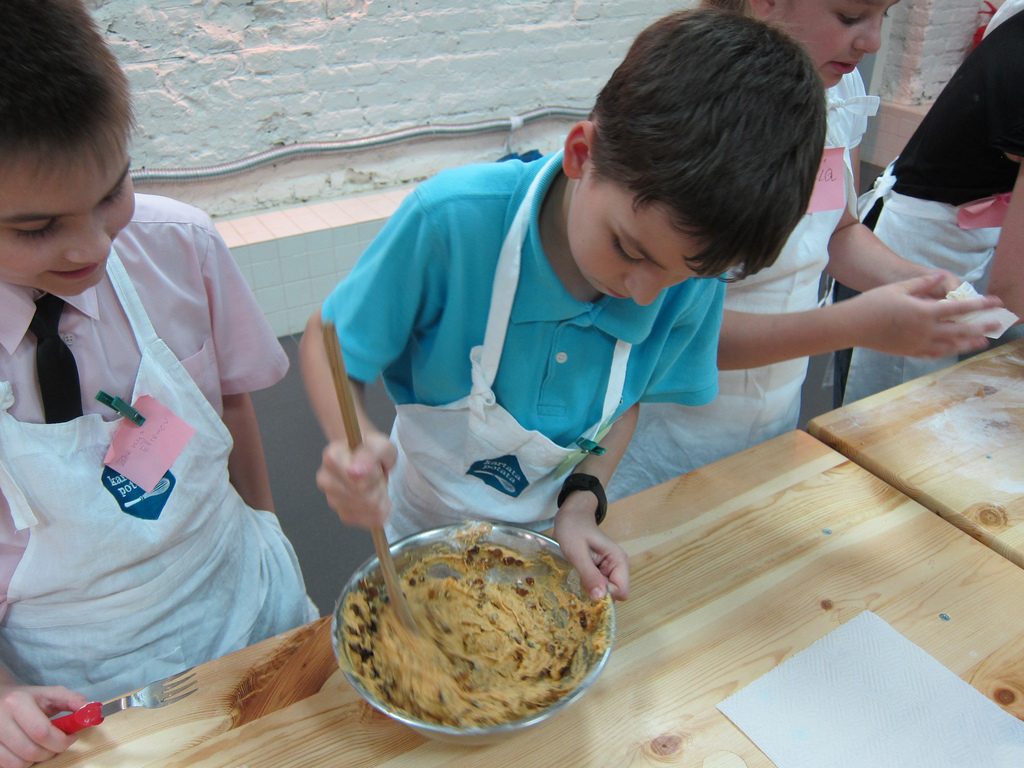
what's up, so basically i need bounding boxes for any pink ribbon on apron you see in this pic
[957,192,1012,230]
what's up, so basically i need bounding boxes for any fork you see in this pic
[52,668,198,734]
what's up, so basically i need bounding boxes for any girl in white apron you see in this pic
[0,252,316,704]
[840,11,1024,404]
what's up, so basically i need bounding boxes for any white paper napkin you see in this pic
[944,281,1018,338]
[717,611,1024,768]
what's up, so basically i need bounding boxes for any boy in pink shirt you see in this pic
[0,1,315,762]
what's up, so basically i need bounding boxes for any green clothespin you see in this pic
[95,391,146,426]
[575,437,606,456]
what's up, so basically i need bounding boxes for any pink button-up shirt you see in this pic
[0,194,288,618]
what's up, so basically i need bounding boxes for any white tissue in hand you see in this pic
[945,282,981,301]
[942,281,1018,338]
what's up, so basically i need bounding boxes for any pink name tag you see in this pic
[806,147,846,214]
[103,395,196,493]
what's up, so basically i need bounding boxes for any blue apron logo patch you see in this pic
[466,455,529,497]
[102,467,175,520]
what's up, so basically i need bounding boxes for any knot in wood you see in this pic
[650,732,684,756]
[995,687,1017,705]
[964,502,1010,531]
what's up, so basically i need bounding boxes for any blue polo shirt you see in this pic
[323,153,725,448]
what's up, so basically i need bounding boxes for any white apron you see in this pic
[608,90,878,502]
[0,252,315,702]
[843,163,1004,404]
[386,153,631,540]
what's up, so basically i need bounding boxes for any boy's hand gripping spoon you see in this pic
[321,322,418,635]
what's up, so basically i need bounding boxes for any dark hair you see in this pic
[0,0,133,168]
[702,0,751,13]
[590,8,825,279]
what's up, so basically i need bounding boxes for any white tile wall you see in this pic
[216,189,410,337]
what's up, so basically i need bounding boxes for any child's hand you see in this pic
[852,274,1004,358]
[0,683,87,768]
[553,495,630,602]
[316,432,397,529]
[925,268,967,296]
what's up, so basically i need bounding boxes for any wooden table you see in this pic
[52,431,1024,767]
[809,337,1024,568]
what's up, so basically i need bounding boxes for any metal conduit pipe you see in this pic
[131,105,590,185]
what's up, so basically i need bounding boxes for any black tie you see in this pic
[28,294,83,423]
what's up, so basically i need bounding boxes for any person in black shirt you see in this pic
[836,10,1024,405]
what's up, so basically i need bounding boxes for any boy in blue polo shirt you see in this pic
[301,9,826,603]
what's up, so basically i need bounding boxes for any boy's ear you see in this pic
[747,0,779,20]
[562,121,596,181]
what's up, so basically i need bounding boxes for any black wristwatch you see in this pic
[557,473,608,526]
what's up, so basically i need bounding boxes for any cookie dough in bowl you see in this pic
[332,522,615,744]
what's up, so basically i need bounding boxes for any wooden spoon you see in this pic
[321,321,418,635]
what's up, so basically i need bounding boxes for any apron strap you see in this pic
[597,340,630,428]
[476,151,633,447]
[858,159,897,221]
[826,93,880,116]
[825,93,879,148]
[0,460,37,530]
[105,250,161,352]
[0,384,38,529]
[478,153,564,384]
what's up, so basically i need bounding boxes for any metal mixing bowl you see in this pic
[331,522,615,745]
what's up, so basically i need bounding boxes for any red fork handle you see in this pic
[52,702,104,734]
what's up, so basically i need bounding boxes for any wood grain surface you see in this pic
[48,617,338,767]
[808,338,1024,567]
[53,431,1024,767]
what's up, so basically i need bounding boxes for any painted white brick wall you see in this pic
[89,0,994,217]
[879,0,989,105]
[82,1,1001,335]
[90,0,688,218]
